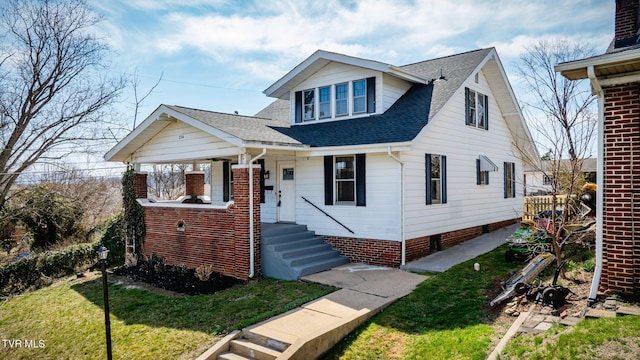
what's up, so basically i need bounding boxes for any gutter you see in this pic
[387,147,406,265]
[587,65,604,306]
[249,148,267,279]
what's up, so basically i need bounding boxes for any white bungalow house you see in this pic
[105,48,538,280]
[524,158,598,195]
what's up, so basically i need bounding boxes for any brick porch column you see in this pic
[133,172,148,199]
[185,171,205,202]
[231,164,262,279]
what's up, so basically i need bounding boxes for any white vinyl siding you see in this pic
[295,153,401,241]
[131,121,237,163]
[403,69,522,240]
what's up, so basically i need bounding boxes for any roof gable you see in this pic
[264,49,429,99]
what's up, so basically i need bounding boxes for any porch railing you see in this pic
[301,196,355,234]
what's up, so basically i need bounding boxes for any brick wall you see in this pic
[325,218,518,267]
[184,171,205,203]
[601,83,640,295]
[140,166,261,281]
[133,172,148,199]
[615,0,639,42]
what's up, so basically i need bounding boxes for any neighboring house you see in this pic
[524,158,597,195]
[105,47,538,280]
[556,0,640,298]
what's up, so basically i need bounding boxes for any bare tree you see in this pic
[0,0,124,215]
[517,39,598,266]
[130,68,163,129]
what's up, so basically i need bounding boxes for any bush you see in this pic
[14,184,85,249]
[99,214,126,267]
[0,241,99,296]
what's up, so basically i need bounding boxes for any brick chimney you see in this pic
[615,0,640,47]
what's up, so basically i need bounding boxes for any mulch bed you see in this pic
[113,264,242,295]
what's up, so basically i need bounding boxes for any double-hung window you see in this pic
[465,87,489,130]
[319,86,331,119]
[303,89,315,121]
[335,156,355,203]
[426,154,447,205]
[504,162,516,198]
[323,154,366,206]
[335,83,348,116]
[353,79,366,113]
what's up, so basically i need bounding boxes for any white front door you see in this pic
[277,162,296,222]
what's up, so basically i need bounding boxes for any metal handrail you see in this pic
[301,196,355,234]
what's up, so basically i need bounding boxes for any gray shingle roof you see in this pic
[165,105,301,145]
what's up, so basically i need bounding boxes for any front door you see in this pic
[278,162,296,222]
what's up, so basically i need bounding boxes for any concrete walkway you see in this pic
[199,225,518,359]
[402,223,519,273]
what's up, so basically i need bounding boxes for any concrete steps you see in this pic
[261,223,348,280]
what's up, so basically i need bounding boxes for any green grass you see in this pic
[500,315,640,359]
[0,272,334,359]
[322,244,640,359]
[322,245,517,359]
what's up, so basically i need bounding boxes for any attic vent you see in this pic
[474,73,479,83]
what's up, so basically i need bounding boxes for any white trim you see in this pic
[555,48,640,76]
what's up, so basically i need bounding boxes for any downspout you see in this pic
[387,147,406,265]
[587,65,604,306]
[249,148,267,279]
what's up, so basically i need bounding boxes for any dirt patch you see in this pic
[113,264,242,295]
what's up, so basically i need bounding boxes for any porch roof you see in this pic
[105,104,308,163]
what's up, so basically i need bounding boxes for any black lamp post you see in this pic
[97,245,113,360]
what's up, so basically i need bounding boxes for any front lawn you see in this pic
[322,245,640,360]
[0,272,334,359]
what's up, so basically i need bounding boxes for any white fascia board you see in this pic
[264,50,425,98]
[161,107,245,148]
[104,104,173,162]
[242,142,310,151]
[302,142,412,157]
[555,48,640,78]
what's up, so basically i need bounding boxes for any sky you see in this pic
[84,0,614,175]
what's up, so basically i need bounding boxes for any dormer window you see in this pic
[294,77,375,123]
[303,89,315,121]
[319,86,331,119]
[335,83,348,116]
[353,79,366,113]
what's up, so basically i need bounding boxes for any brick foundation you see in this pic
[140,166,261,281]
[324,218,518,268]
[601,83,640,296]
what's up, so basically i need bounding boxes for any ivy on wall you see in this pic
[122,167,146,262]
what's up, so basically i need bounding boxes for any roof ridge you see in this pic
[400,47,493,68]
[165,104,273,121]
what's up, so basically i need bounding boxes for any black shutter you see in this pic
[324,156,333,205]
[223,161,230,202]
[511,164,516,198]
[484,94,489,130]
[465,87,470,126]
[366,77,376,113]
[503,162,508,199]
[425,154,432,205]
[258,159,265,204]
[295,91,302,123]
[476,159,481,185]
[356,153,366,206]
[441,155,447,204]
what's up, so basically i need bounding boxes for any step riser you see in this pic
[281,244,332,259]
[262,231,316,245]
[241,329,290,352]
[229,339,281,360]
[269,237,324,252]
[288,250,343,266]
[261,224,308,238]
